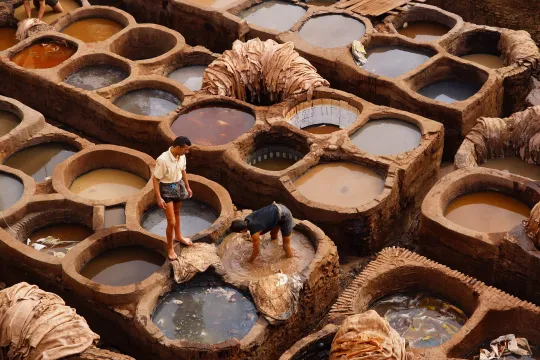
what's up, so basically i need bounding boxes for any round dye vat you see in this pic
[80,246,164,286]
[294,162,385,208]
[417,80,481,103]
[172,106,255,146]
[64,65,128,90]
[141,199,218,237]
[398,22,450,41]
[0,28,18,51]
[289,104,358,133]
[467,339,540,359]
[61,18,124,43]
[27,223,93,255]
[3,143,77,182]
[350,118,422,155]
[104,206,126,228]
[221,230,315,282]
[248,146,304,171]
[370,291,468,348]
[363,46,433,78]
[14,0,80,24]
[167,66,206,91]
[299,14,365,48]
[240,1,306,32]
[152,282,258,343]
[480,156,540,180]
[69,168,147,201]
[445,191,530,233]
[0,172,24,211]
[114,89,180,117]
[461,53,505,69]
[0,110,21,138]
[11,40,77,69]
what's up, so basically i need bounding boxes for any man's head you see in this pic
[171,136,191,156]
[230,219,249,233]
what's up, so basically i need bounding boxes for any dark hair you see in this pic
[173,136,191,147]
[230,219,248,232]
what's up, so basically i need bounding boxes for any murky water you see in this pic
[398,22,450,41]
[172,106,255,146]
[461,53,505,69]
[370,291,468,348]
[141,199,218,237]
[64,65,128,90]
[167,66,206,91]
[467,339,539,359]
[289,104,358,131]
[0,172,24,211]
[480,156,540,180]
[14,0,80,24]
[0,110,20,137]
[69,168,147,201]
[11,40,77,69]
[304,124,341,134]
[104,206,126,228]
[253,158,296,171]
[152,281,258,343]
[299,15,366,48]
[3,143,77,181]
[363,46,433,78]
[350,118,422,155]
[0,28,17,51]
[114,89,180,117]
[80,245,164,286]
[294,162,385,207]
[445,191,530,233]
[240,1,306,32]
[27,223,93,255]
[417,80,481,103]
[62,18,124,43]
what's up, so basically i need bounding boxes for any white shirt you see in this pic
[153,148,187,183]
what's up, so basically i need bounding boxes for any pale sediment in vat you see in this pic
[61,18,124,43]
[114,89,180,117]
[480,156,540,180]
[0,110,20,137]
[64,65,128,90]
[11,39,77,69]
[398,22,450,41]
[104,205,126,228]
[240,1,306,32]
[298,14,365,48]
[350,118,422,155]
[27,223,93,255]
[461,54,505,69]
[288,103,358,133]
[167,66,206,91]
[69,168,147,201]
[293,162,385,208]
[363,46,433,78]
[0,28,17,51]
[3,143,78,181]
[14,0,80,24]
[417,80,481,103]
[0,172,24,211]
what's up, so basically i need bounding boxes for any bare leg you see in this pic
[23,1,32,18]
[270,226,280,241]
[248,236,260,263]
[282,235,294,258]
[164,201,177,260]
[173,202,192,246]
[37,0,46,20]
[52,1,64,13]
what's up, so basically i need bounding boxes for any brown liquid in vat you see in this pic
[62,18,123,43]
[294,162,385,207]
[69,168,147,201]
[461,54,505,69]
[253,158,296,171]
[303,124,340,134]
[14,0,80,24]
[80,246,164,286]
[481,156,540,180]
[445,192,529,233]
[0,110,20,137]
[0,28,17,51]
[28,223,93,255]
[11,40,76,69]
[398,22,450,41]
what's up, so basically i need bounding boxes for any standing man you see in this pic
[230,202,295,263]
[23,0,64,21]
[153,136,194,260]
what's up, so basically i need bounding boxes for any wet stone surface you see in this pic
[64,65,128,91]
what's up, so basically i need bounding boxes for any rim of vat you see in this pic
[52,144,154,207]
[385,4,464,45]
[421,167,540,240]
[160,96,263,151]
[126,173,235,243]
[279,323,338,360]
[62,228,170,305]
[0,95,46,149]
[108,24,186,65]
[52,5,135,37]
[0,165,36,220]
[279,155,397,215]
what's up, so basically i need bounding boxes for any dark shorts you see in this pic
[159,180,188,204]
[33,0,59,8]
[277,204,295,237]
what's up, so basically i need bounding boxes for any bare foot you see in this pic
[168,249,178,261]
[176,237,193,246]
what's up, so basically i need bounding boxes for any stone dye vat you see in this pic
[461,54,505,69]
[350,118,422,155]
[239,1,306,33]
[64,65,129,90]
[363,46,433,78]
[70,168,147,201]
[11,38,77,69]
[0,171,24,211]
[417,79,482,103]
[114,89,180,117]
[28,223,93,255]
[109,25,180,61]
[0,28,17,51]
[298,14,366,48]
[61,18,124,43]
[248,146,304,171]
[0,109,20,138]
[398,22,451,41]
[167,66,206,91]
[286,99,360,134]
[480,156,540,180]
[104,206,126,228]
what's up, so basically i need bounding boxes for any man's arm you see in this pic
[152,175,166,209]
[37,0,45,20]
[181,169,192,198]
[248,232,261,263]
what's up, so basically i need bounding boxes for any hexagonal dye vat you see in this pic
[240,1,306,32]
[65,65,129,90]
[61,18,124,43]
[27,223,93,255]
[167,66,206,91]
[398,22,450,41]
[287,102,359,134]
[0,28,17,51]
[363,46,434,78]
[293,162,385,208]
[141,199,219,237]
[0,109,21,137]
[0,171,24,211]
[480,156,540,180]
[417,80,481,103]
[11,39,77,69]
[114,89,180,117]
[299,14,365,48]
[80,245,165,286]
[171,106,255,146]
[69,168,147,201]
[3,142,78,181]
[350,118,422,155]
